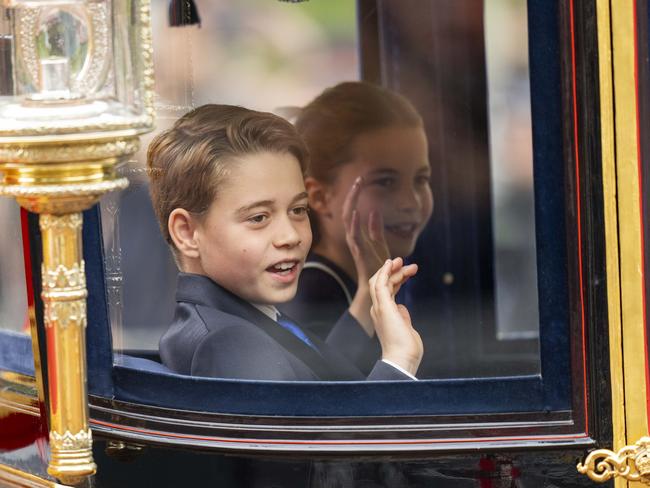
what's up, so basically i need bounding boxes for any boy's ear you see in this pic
[305,177,333,218]
[168,209,201,259]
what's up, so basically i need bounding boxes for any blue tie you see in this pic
[277,314,318,351]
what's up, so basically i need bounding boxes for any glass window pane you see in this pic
[103,0,542,382]
[0,200,29,335]
[485,1,539,342]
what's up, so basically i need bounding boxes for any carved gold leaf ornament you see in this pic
[50,429,93,451]
[2,179,129,198]
[44,299,87,330]
[39,213,82,232]
[0,138,140,163]
[139,0,156,121]
[43,262,86,290]
[577,437,650,484]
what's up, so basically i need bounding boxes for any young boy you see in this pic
[148,104,422,381]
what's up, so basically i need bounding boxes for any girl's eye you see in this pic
[372,178,396,188]
[416,175,431,186]
[248,214,268,224]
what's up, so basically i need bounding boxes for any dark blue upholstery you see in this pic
[113,354,173,374]
[0,331,35,377]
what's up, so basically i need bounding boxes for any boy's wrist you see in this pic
[381,352,421,377]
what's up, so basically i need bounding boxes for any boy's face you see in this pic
[194,152,312,304]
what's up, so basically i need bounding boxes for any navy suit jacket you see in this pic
[159,273,411,381]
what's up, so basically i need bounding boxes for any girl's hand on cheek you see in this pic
[343,177,390,337]
[343,176,391,335]
[343,177,391,283]
[369,258,422,376]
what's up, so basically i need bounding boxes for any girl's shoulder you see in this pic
[301,254,355,305]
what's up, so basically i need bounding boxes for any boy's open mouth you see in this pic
[266,260,300,282]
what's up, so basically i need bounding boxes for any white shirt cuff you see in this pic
[381,359,418,380]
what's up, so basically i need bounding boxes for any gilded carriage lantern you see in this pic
[0,0,154,483]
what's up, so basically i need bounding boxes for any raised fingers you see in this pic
[368,210,386,244]
[388,262,418,296]
[369,259,391,307]
[373,259,395,306]
[347,209,361,256]
[342,176,363,232]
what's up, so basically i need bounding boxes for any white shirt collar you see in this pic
[251,303,279,321]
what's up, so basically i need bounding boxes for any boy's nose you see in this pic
[274,219,302,248]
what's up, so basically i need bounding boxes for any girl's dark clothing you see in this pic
[281,253,356,340]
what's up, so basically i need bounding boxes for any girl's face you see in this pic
[319,126,433,258]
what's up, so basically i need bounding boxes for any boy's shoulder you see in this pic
[159,297,280,368]
[161,301,316,380]
[160,273,320,379]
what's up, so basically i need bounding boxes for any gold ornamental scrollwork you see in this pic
[0,138,140,164]
[39,213,83,232]
[3,179,129,200]
[577,437,650,484]
[43,300,87,330]
[42,262,87,290]
[0,179,129,213]
[139,0,156,122]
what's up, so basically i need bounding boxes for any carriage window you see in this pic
[101,0,544,384]
[0,200,29,336]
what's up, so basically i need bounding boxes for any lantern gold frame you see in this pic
[0,0,154,484]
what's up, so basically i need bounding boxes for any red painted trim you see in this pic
[91,418,590,446]
[19,209,34,334]
[569,0,590,434]
[631,0,650,424]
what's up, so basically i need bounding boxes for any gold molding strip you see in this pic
[596,1,627,485]
[610,0,649,446]
[0,463,71,488]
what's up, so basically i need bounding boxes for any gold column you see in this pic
[40,212,93,482]
[0,139,132,484]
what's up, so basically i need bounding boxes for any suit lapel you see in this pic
[176,273,350,380]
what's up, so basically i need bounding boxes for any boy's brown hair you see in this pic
[147,104,309,249]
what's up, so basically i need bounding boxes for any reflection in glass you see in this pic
[0,200,28,334]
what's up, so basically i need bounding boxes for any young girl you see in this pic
[280,82,433,364]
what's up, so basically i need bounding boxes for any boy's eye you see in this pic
[248,214,268,224]
[291,205,309,217]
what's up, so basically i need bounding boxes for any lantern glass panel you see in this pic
[0,0,151,137]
